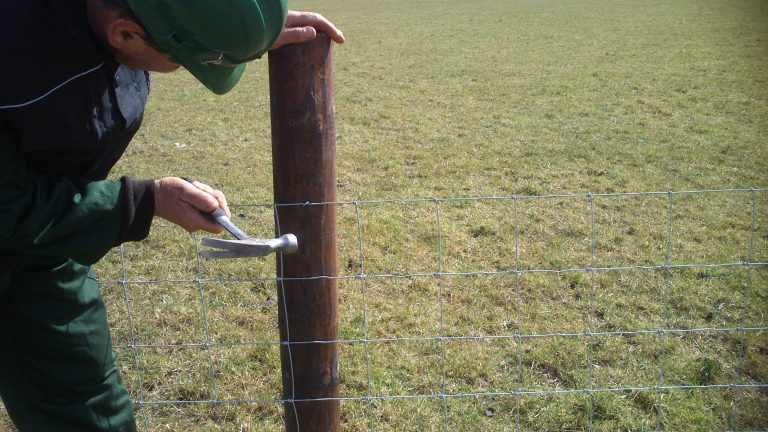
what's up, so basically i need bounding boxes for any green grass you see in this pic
[2,0,767,430]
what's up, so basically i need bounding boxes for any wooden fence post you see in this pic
[269,34,340,432]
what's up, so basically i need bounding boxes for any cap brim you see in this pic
[174,50,247,95]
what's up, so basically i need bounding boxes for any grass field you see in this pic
[2,0,767,430]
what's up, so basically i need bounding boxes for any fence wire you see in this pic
[2,188,766,431]
[116,188,768,431]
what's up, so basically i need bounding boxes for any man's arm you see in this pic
[0,134,229,265]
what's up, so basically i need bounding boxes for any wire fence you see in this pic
[2,187,766,431]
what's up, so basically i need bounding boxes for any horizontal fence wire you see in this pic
[110,261,766,285]
[3,188,765,431]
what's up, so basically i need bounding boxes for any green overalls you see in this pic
[1,1,156,430]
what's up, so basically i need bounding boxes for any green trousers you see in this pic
[0,258,136,431]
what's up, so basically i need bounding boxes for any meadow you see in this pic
[2,0,767,430]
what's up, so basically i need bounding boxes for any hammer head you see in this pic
[200,234,298,259]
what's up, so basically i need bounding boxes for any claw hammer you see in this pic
[183,177,298,259]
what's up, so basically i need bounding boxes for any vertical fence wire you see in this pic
[656,191,675,431]
[193,233,219,404]
[513,196,523,432]
[731,188,759,431]
[587,194,596,430]
[434,199,451,431]
[353,201,375,432]
[274,206,301,432]
[118,243,148,430]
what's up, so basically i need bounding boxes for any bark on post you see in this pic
[268,34,340,432]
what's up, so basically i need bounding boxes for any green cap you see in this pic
[126,0,288,94]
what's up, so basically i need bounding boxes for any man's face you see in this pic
[136,38,181,73]
[132,30,182,73]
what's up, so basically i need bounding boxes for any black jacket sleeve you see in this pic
[118,177,155,244]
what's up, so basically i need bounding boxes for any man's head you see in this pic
[89,0,288,94]
[98,0,164,50]
[88,0,181,73]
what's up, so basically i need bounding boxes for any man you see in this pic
[0,0,344,430]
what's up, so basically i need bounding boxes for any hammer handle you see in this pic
[182,177,250,240]
[207,208,250,240]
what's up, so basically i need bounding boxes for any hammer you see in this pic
[183,178,298,259]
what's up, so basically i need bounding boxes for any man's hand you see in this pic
[153,177,231,233]
[270,11,345,50]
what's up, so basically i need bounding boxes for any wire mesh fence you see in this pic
[2,187,766,430]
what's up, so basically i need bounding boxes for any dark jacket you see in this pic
[0,0,155,277]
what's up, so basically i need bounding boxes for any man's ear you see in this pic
[105,18,146,54]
